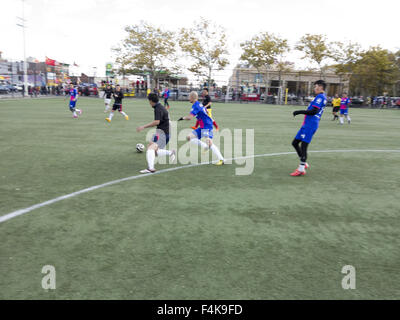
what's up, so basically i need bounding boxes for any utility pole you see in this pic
[16,0,28,97]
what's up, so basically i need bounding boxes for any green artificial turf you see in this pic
[0,97,399,299]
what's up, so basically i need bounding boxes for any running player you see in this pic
[179,91,224,166]
[68,83,82,118]
[137,93,176,174]
[191,88,220,131]
[331,94,341,121]
[106,85,129,122]
[162,87,170,110]
[339,93,351,125]
[103,84,113,113]
[291,80,327,177]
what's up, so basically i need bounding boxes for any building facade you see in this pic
[228,65,350,97]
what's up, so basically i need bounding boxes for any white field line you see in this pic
[1,149,399,224]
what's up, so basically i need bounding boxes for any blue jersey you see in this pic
[163,90,170,98]
[69,88,78,101]
[340,97,350,109]
[190,101,213,129]
[302,93,327,128]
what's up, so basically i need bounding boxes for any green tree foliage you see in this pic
[295,34,332,78]
[113,22,177,88]
[350,47,398,96]
[178,18,229,88]
[240,32,289,101]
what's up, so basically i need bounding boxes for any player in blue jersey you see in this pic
[178,91,224,166]
[291,80,327,176]
[68,83,82,118]
[162,87,171,109]
[339,93,351,125]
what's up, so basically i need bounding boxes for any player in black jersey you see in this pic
[105,85,130,122]
[103,84,114,112]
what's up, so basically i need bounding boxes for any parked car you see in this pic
[0,85,10,94]
[350,96,365,105]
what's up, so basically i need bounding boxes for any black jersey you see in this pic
[113,90,124,104]
[203,95,212,109]
[104,88,113,99]
[153,103,170,135]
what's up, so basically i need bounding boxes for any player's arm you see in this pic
[136,120,160,132]
[178,114,195,121]
[293,107,320,117]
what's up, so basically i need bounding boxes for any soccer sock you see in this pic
[210,144,224,161]
[190,138,208,149]
[213,121,219,130]
[347,116,351,122]
[292,139,302,159]
[73,111,77,117]
[120,111,127,117]
[146,149,156,170]
[157,149,172,157]
[109,112,114,120]
[298,162,306,172]
[339,117,344,124]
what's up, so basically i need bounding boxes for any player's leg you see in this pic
[106,105,116,122]
[191,120,200,130]
[207,108,220,131]
[69,101,78,118]
[155,133,176,163]
[346,112,351,124]
[339,110,345,125]
[187,130,209,150]
[206,136,224,165]
[292,138,302,159]
[104,99,111,112]
[140,142,157,173]
[298,141,309,172]
[118,105,129,120]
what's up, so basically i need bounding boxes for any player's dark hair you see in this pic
[314,80,326,90]
[203,87,209,92]
[148,93,159,103]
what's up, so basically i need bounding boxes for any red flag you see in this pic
[45,57,56,66]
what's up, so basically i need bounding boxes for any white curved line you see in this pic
[1,149,399,224]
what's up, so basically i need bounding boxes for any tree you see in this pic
[240,32,289,102]
[113,21,177,89]
[331,41,363,92]
[178,18,229,89]
[295,34,332,78]
[350,47,398,96]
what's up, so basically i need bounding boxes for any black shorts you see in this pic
[112,103,122,112]
[333,106,340,112]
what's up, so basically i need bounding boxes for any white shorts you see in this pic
[105,98,111,105]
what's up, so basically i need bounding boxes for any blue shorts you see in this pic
[340,108,348,115]
[295,126,318,144]
[152,131,170,149]
[69,100,76,109]
[193,127,214,140]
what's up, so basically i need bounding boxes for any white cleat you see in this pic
[140,168,156,174]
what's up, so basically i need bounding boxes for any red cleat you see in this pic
[290,169,306,177]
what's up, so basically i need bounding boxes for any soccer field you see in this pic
[1,97,399,300]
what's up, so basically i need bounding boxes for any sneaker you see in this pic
[125,115,129,120]
[140,168,156,174]
[214,160,224,166]
[290,169,306,177]
[105,118,111,123]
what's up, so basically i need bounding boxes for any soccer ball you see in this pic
[136,143,145,153]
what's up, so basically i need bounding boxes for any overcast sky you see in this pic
[1,0,399,85]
